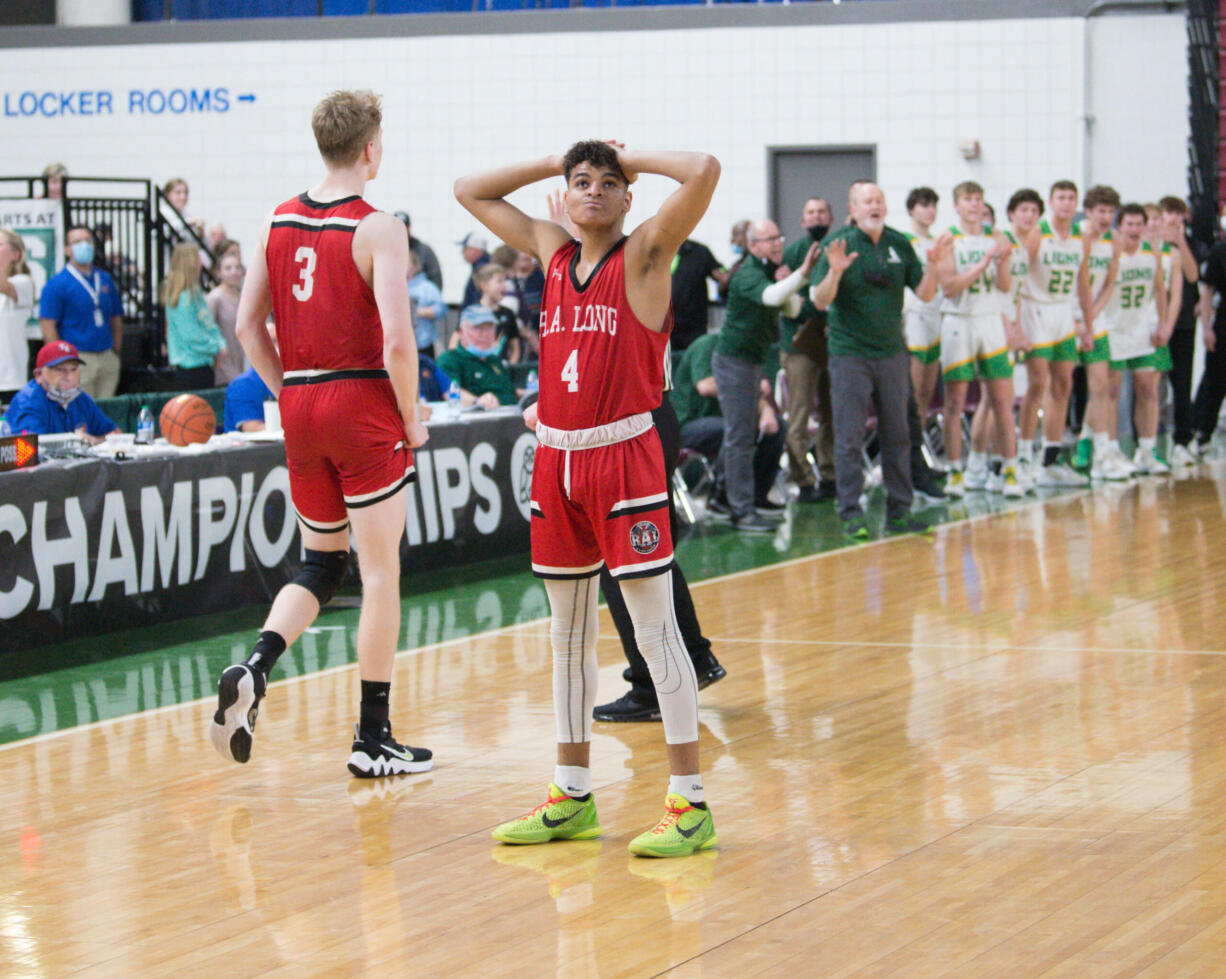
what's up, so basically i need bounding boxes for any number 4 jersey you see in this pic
[537,238,670,431]
[266,193,385,372]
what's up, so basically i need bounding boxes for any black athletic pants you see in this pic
[1168,328,1197,447]
[600,398,714,700]
[1194,322,1226,442]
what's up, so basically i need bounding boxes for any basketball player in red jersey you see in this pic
[210,90,433,778]
[455,141,720,856]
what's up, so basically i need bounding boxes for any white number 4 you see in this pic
[561,349,579,393]
[292,245,316,302]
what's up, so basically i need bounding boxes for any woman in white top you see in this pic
[0,228,36,402]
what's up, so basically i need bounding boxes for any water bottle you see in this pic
[446,380,462,420]
[526,370,538,393]
[136,405,155,445]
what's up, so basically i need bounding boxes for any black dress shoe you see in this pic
[593,690,661,722]
[799,481,837,503]
[691,652,727,689]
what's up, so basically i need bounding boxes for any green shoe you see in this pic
[628,794,717,858]
[492,783,601,845]
[1072,437,1093,471]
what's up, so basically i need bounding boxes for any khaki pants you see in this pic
[782,347,835,486]
[79,347,121,399]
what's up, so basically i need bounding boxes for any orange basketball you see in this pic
[160,394,216,446]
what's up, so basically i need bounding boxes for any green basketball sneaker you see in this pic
[492,784,602,845]
[1072,436,1093,472]
[628,794,717,858]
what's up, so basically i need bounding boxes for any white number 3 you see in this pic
[561,349,579,393]
[292,246,316,302]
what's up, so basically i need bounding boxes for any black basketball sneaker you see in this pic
[210,664,267,764]
[347,722,434,778]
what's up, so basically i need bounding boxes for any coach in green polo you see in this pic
[809,182,946,538]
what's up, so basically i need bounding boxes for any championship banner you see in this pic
[0,197,63,336]
[0,413,533,651]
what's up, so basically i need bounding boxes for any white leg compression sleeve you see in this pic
[620,572,700,745]
[545,575,601,744]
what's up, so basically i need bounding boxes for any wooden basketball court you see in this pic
[4,466,1226,975]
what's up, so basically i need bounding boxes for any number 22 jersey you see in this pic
[537,238,671,431]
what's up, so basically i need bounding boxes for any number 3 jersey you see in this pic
[266,193,385,372]
[1023,219,1082,308]
[537,238,670,431]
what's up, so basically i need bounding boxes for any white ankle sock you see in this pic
[669,773,703,804]
[555,765,591,798]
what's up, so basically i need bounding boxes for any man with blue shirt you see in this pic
[224,365,275,432]
[39,225,125,398]
[3,340,118,442]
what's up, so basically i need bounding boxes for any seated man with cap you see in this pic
[436,306,520,409]
[458,230,491,307]
[2,340,118,443]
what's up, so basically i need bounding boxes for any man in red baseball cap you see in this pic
[1,340,118,442]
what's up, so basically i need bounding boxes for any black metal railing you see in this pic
[1187,0,1217,249]
[0,176,218,376]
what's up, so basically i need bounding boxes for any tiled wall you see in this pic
[0,12,1186,302]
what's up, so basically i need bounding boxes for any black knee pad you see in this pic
[292,549,350,606]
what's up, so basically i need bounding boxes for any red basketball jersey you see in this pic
[266,193,383,372]
[537,238,671,430]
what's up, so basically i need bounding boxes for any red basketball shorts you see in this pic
[279,376,415,532]
[530,428,673,580]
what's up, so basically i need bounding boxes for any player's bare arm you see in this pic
[357,210,428,449]
[236,210,282,396]
[620,148,721,331]
[454,158,573,270]
[913,234,950,304]
[1162,260,1183,338]
[1152,253,1171,345]
[936,242,991,298]
[992,233,1012,296]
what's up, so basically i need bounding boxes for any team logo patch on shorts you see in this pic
[629,520,660,555]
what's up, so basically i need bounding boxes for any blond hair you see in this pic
[160,242,204,307]
[312,90,382,167]
[0,228,31,277]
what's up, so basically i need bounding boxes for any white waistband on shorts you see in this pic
[535,412,652,450]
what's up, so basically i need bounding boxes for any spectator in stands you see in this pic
[395,211,443,290]
[417,355,450,405]
[506,248,544,342]
[719,219,751,300]
[673,330,785,516]
[39,224,124,399]
[407,249,446,358]
[0,229,36,404]
[2,340,118,442]
[206,224,229,254]
[715,219,820,532]
[670,239,728,350]
[208,250,246,385]
[41,163,68,200]
[810,182,946,538]
[470,262,521,363]
[436,305,519,408]
[161,242,227,391]
[458,231,491,307]
[162,178,206,238]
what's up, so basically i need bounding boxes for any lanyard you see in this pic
[67,265,106,328]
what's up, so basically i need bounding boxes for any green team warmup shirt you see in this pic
[435,347,518,405]
[670,333,723,427]
[809,225,924,359]
[779,236,823,354]
[718,253,784,364]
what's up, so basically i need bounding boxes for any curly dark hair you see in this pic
[562,140,626,184]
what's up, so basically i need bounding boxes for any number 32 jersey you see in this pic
[266,193,384,372]
[537,238,671,431]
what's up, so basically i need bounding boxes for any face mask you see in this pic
[70,240,94,266]
[45,383,82,406]
[808,224,830,242]
[730,243,744,257]
[463,342,495,359]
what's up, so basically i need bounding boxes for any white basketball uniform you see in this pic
[1021,219,1083,355]
[940,227,1008,376]
[904,231,944,357]
[1103,243,1159,363]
